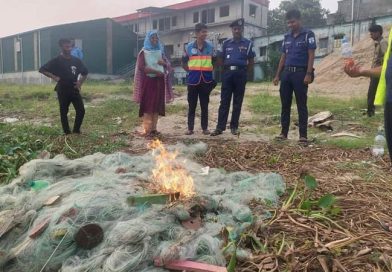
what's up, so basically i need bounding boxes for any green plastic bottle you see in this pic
[29,180,49,191]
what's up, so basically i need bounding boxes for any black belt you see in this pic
[284,66,307,72]
[224,65,247,71]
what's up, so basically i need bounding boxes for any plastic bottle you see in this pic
[29,180,49,191]
[371,127,386,157]
[341,36,354,67]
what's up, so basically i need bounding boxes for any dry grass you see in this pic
[127,138,392,271]
[200,141,392,272]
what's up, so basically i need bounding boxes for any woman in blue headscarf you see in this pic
[133,30,173,138]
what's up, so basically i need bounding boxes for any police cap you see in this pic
[229,18,244,28]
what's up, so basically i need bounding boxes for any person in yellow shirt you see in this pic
[345,27,392,232]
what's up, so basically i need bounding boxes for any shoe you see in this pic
[185,130,194,135]
[202,129,210,135]
[210,129,222,136]
[151,130,161,136]
[144,132,154,140]
[230,128,239,135]
[275,134,287,141]
[367,111,375,117]
[298,137,308,145]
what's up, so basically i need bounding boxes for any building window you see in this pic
[134,23,139,33]
[259,46,267,57]
[164,44,174,57]
[172,16,177,27]
[164,17,171,31]
[193,12,199,23]
[249,4,257,17]
[153,20,158,29]
[220,6,229,17]
[202,8,215,24]
[319,37,328,49]
[159,18,164,31]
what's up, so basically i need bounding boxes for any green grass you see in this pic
[0,82,138,184]
[0,82,388,183]
[166,104,187,115]
[320,137,373,149]
[248,93,281,114]
[248,92,384,149]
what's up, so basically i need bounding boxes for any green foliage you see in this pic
[248,93,281,114]
[332,13,347,25]
[0,126,53,183]
[248,91,383,150]
[261,48,282,80]
[304,175,317,190]
[299,175,339,216]
[226,247,237,272]
[284,175,340,218]
[0,82,139,184]
[268,0,329,34]
[317,194,336,209]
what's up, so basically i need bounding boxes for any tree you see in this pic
[267,0,329,35]
[332,12,347,25]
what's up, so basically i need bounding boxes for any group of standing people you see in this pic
[133,18,256,138]
[134,9,315,143]
[37,9,392,166]
[37,9,315,144]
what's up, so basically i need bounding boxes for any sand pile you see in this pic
[312,37,374,97]
[312,27,390,97]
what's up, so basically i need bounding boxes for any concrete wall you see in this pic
[253,14,392,80]
[0,19,137,83]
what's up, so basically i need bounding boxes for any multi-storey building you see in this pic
[113,0,268,82]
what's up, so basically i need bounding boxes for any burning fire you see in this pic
[148,140,195,198]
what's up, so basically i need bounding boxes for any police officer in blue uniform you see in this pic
[211,18,255,136]
[273,9,316,144]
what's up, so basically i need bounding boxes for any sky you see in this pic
[0,0,338,38]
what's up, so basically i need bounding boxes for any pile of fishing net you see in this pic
[0,142,285,272]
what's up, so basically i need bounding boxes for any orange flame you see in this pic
[148,139,195,198]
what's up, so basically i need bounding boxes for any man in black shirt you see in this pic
[39,38,88,134]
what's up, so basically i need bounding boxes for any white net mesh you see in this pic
[0,142,285,271]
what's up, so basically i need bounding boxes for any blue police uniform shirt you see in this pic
[182,41,214,85]
[220,37,255,67]
[281,28,316,67]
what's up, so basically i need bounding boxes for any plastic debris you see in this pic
[43,195,61,206]
[163,260,227,272]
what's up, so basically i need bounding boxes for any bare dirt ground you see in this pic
[129,87,272,149]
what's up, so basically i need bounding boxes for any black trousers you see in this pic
[385,102,392,162]
[187,82,211,131]
[367,77,380,115]
[57,88,85,134]
[216,70,247,131]
[279,71,308,138]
